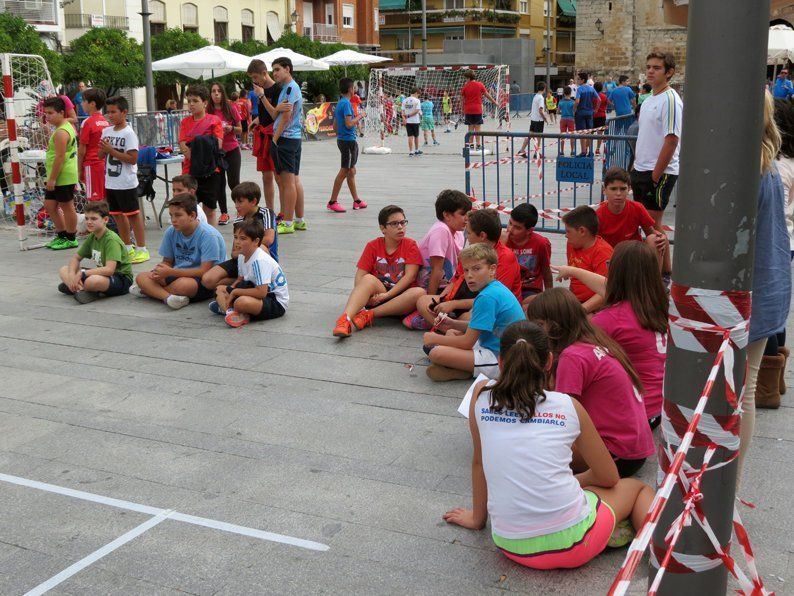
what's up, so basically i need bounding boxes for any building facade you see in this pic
[574,0,687,80]
[295,0,380,49]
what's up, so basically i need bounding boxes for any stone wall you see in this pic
[575,0,687,82]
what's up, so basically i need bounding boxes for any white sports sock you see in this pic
[125,244,133,252]
[294,217,304,223]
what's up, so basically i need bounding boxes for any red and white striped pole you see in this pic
[1,54,27,250]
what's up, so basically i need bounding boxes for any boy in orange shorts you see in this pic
[77,88,109,201]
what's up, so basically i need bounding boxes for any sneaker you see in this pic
[327,201,347,213]
[277,222,295,234]
[129,284,145,298]
[333,314,353,338]
[74,290,99,304]
[208,300,224,315]
[225,310,250,328]
[595,149,601,155]
[408,152,414,157]
[353,199,368,210]
[426,364,472,382]
[402,310,431,330]
[294,220,308,231]
[57,237,78,250]
[48,237,71,250]
[516,150,528,158]
[128,247,136,260]
[218,213,230,226]
[131,248,150,264]
[608,520,635,548]
[352,308,374,331]
[57,282,74,295]
[424,141,429,146]
[165,294,190,310]
[415,150,423,155]
[45,236,62,249]
[433,140,440,146]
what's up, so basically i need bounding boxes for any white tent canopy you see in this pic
[152,45,251,79]
[250,48,329,72]
[319,50,392,67]
[769,25,794,65]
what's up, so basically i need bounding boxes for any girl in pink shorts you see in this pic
[443,320,654,569]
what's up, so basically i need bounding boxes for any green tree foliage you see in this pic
[65,28,144,96]
[0,13,63,82]
[151,28,208,92]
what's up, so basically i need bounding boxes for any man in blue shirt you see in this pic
[573,71,601,156]
[270,57,305,235]
[74,81,87,120]
[327,77,367,213]
[248,87,259,120]
[773,70,793,99]
[610,75,637,117]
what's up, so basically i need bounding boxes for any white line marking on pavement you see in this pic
[0,472,330,552]
[24,510,174,596]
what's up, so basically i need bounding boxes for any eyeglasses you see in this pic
[385,220,408,228]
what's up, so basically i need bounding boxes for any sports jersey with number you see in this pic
[238,247,289,309]
[100,124,139,190]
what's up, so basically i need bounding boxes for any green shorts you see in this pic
[421,117,435,131]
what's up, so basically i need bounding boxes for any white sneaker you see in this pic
[129,284,145,298]
[165,294,190,310]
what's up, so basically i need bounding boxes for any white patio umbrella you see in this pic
[769,25,794,65]
[319,49,392,75]
[250,48,329,72]
[152,45,252,79]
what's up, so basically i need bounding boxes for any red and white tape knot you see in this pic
[669,283,751,353]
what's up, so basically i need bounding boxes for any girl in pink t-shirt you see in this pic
[527,288,655,477]
[553,241,668,425]
[209,83,242,225]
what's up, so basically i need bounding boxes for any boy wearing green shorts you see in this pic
[421,96,439,146]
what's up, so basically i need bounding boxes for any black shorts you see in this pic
[593,116,607,128]
[196,172,221,210]
[219,258,238,278]
[611,455,646,478]
[104,274,133,296]
[270,137,302,175]
[164,275,215,302]
[631,169,678,213]
[337,139,359,169]
[45,184,75,203]
[529,120,545,133]
[250,292,286,321]
[464,114,484,126]
[405,123,420,138]
[241,120,249,134]
[106,188,140,216]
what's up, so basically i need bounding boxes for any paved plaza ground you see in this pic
[0,124,791,594]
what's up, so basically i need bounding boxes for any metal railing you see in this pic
[128,110,188,149]
[64,13,129,28]
[313,23,339,41]
[1,0,57,24]
[462,114,662,237]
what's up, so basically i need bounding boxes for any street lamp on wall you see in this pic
[291,9,299,23]
[595,17,604,35]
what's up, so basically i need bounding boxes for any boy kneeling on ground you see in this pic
[131,194,226,309]
[422,243,525,381]
[58,201,133,303]
[210,219,289,328]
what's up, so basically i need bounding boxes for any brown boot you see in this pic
[757,354,784,409]
[778,346,789,394]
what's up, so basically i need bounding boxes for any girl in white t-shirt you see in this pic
[444,320,653,569]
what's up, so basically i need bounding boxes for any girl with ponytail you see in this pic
[444,320,653,570]
[527,287,655,477]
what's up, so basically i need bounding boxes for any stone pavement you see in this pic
[0,130,791,594]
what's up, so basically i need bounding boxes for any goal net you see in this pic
[363,65,509,153]
[1,53,84,250]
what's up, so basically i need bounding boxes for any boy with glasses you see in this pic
[333,205,425,338]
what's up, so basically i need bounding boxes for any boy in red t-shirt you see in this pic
[231,91,251,148]
[502,202,552,306]
[415,208,522,328]
[596,167,669,273]
[77,88,109,201]
[460,70,496,149]
[333,205,425,338]
[179,85,224,226]
[593,81,609,155]
[562,205,613,313]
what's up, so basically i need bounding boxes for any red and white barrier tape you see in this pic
[609,284,769,596]
[465,152,606,171]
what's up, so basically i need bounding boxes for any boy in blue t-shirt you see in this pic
[420,96,439,146]
[558,86,576,155]
[573,71,601,156]
[422,243,525,381]
[610,75,637,117]
[132,194,226,309]
[328,77,368,213]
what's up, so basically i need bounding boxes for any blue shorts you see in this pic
[575,113,594,131]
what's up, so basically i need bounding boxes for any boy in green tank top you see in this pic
[43,96,79,250]
[58,201,133,303]
[442,91,452,133]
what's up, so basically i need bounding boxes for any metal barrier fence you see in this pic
[128,110,188,149]
[463,114,656,236]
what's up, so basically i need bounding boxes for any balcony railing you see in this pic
[64,13,129,29]
[1,0,57,25]
[313,23,340,41]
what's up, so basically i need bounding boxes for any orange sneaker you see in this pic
[352,308,375,331]
[333,314,353,338]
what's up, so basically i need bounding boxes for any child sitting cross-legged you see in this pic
[422,243,526,381]
[443,320,654,568]
[210,219,288,328]
[333,205,426,338]
[131,194,226,309]
[502,202,553,306]
[562,206,613,313]
[171,175,208,225]
[414,208,522,329]
[58,200,133,303]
